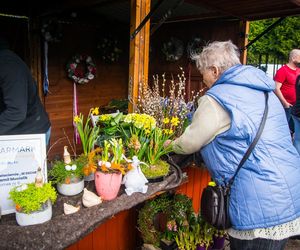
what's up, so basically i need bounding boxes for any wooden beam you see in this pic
[238,20,249,65]
[128,0,150,113]
[184,0,245,20]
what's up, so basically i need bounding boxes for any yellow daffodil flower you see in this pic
[163,117,170,124]
[91,107,99,115]
[74,115,81,123]
[171,117,180,127]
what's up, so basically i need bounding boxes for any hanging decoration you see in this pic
[186,37,206,59]
[97,37,123,63]
[43,41,49,96]
[66,54,97,144]
[41,19,63,43]
[161,37,184,62]
[66,54,96,84]
[41,19,63,96]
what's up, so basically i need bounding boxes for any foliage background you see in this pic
[247,16,300,66]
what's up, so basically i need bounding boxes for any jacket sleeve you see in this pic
[0,58,28,134]
[172,95,231,154]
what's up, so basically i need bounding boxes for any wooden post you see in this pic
[238,20,249,65]
[128,0,151,113]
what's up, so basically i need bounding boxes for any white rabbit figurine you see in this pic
[122,156,148,196]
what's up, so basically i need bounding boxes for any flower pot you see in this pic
[160,239,177,250]
[95,171,122,200]
[57,179,84,196]
[16,200,52,226]
[196,245,212,250]
[212,236,226,249]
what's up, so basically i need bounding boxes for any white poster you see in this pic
[0,134,47,215]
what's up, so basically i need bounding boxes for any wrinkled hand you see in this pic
[163,139,172,148]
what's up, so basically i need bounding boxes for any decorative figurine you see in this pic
[35,167,44,188]
[122,156,148,196]
[63,146,71,164]
[82,188,102,207]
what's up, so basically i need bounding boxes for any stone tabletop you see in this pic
[0,165,183,250]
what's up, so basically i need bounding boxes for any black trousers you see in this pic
[229,236,288,250]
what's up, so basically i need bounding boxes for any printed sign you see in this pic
[0,134,47,215]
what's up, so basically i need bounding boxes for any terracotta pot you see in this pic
[95,171,122,200]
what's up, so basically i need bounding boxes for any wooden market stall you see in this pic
[1,0,300,249]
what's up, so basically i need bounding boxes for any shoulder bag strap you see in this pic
[227,92,269,188]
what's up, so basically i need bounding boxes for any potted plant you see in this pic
[196,216,215,250]
[49,146,85,196]
[211,228,227,250]
[73,107,100,181]
[94,138,131,200]
[9,175,57,226]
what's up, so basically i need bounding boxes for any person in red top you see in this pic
[274,49,300,132]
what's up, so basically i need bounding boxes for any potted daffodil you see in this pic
[94,138,132,200]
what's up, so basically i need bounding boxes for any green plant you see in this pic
[175,226,197,250]
[145,127,173,165]
[97,112,123,144]
[73,107,100,155]
[197,214,215,249]
[48,157,85,184]
[9,182,57,214]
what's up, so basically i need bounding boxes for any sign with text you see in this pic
[0,134,47,215]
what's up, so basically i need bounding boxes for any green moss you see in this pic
[48,157,85,184]
[140,159,170,178]
[9,182,57,214]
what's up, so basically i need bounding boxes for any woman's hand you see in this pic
[163,139,172,148]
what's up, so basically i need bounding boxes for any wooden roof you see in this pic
[1,0,300,22]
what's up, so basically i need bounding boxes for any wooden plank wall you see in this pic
[45,22,129,159]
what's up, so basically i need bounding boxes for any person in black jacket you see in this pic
[0,36,51,144]
[292,75,300,154]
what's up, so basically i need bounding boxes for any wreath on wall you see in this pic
[187,37,206,59]
[66,54,97,84]
[137,193,194,247]
[41,18,63,43]
[97,37,123,63]
[161,37,184,62]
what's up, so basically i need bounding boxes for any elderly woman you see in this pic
[169,41,300,250]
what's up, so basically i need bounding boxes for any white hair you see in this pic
[289,49,300,62]
[192,40,241,74]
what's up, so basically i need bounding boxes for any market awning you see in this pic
[1,0,300,22]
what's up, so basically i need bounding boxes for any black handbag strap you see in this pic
[227,92,269,188]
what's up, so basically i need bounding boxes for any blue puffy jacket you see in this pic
[201,64,300,230]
